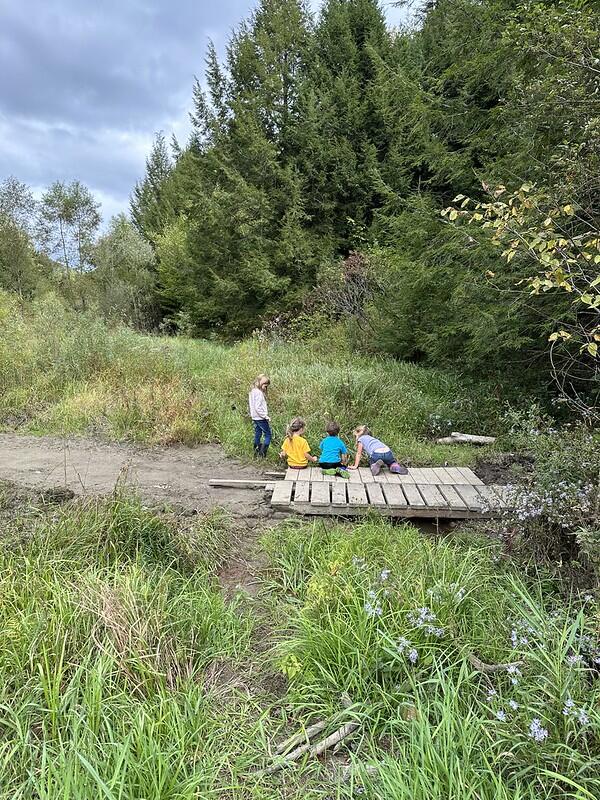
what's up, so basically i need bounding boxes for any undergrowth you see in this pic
[263,519,600,799]
[1,490,599,798]
[0,292,505,465]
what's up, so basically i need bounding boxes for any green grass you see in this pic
[0,291,505,465]
[262,519,600,799]
[1,491,598,798]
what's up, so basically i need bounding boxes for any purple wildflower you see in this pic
[529,718,548,743]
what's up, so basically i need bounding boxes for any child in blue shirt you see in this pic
[319,421,349,479]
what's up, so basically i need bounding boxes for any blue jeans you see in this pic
[253,419,271,448]
[369,449,396,466]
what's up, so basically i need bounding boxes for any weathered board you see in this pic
[269,463,504,518]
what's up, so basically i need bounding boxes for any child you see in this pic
[249,374,271,458]
[348,425,408,476]
[280,418,317,469]
[319,421,349,479]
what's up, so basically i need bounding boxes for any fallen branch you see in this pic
[309,721,360,758]
[468,652,524,674]
[264,721,360,775]
[275,720,328,755]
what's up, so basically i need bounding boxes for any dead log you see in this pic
[437,432,496,445]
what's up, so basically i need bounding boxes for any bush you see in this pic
[493,408,600,572]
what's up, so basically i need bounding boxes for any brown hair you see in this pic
[353,425,371,438]
[326,421,340,437]
[286,417,305,441]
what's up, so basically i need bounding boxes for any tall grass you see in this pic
[0,291,503,464]
[1,490,598,797]
[263,519,600,799]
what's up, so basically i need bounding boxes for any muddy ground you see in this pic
[0,433,272,520]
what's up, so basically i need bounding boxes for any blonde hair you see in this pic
[252,374,270,392]
[354,425,371,438]
[286,417,305,441]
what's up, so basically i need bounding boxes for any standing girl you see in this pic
[280,418,317,469]
[348,425,408,476]
[249,374,271,458]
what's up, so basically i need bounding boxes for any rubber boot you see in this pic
[390,462,408,475]
[259,442,269,458]
[371,459,384,476]
[336,467,350,479]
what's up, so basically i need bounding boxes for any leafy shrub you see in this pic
[494,408,600,571]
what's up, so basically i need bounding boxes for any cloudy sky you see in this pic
[0,1,406,223]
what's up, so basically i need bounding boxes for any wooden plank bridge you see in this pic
[269,466,511,519]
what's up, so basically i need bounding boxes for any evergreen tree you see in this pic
[130,132,175,244]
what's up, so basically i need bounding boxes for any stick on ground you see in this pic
[468,652,524,674]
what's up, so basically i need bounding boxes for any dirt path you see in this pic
[0,433,272,519]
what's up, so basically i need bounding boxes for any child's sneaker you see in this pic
[370,459,384,477]
[336,468,350,479]
[321,468,337,476]
[390,462,408,475]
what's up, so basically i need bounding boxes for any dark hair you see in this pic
[326,421,340,437]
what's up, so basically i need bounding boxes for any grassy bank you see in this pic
[0,292,505,465]
[1,490,598,799]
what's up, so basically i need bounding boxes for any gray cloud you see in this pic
[0,0,257,221]
[0,0,405,223]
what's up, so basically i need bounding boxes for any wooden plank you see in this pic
[372,469,389,484]
[365,483,387,507]
[454,484,484,511]
[271,481,293,506]
[438,483,468,511]
[409,467,430,484]
[209,479,269,489]
[331,482,347,506]
[431,467,455,484]
[311,467,323,482]
[357,467,373,483]
[310,482,330,506]
[457,467,484,486]
[347,483,368,507]
[294,481,310,503]
[397,470,416,484]
[382,483,407,507]
[475,485,505,511]
[402,483,427,507]
[417,484,449,509]
[321,470,335,483]
[443,467,468,484]
[288,466,309,481]
[419,468,439,484]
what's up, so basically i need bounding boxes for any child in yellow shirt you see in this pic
[280,418,317,469]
